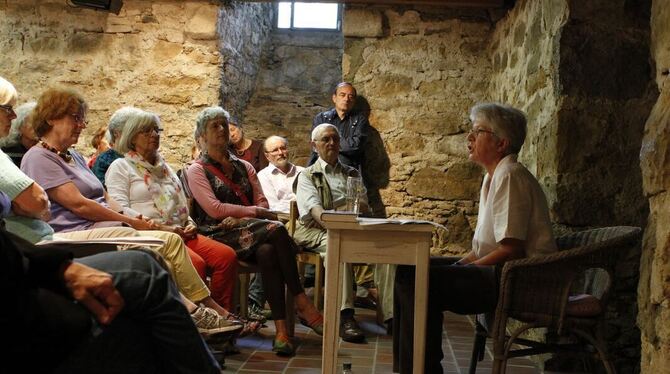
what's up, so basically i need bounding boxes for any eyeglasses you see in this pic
[0,104,15,116]
[468,128,496,138]
[140,126,163,135]
[266,146,287,154]
[70,113,88,126]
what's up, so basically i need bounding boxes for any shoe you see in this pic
[340,315,365,343]
[191,306,243,339]
[226,313,263,338]
[272,333,295,356]
[298,313,324,336]
[354,295,378,310]
[209,339,241,356]
[248,301,272,322]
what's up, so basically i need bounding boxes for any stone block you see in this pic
[343,8,383,38]
[385,9,421,36]
[185,4,218,40]
[405,163,482,201]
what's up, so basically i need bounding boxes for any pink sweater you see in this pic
[186,159,269,220]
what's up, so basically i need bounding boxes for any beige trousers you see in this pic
[55,227,210,303]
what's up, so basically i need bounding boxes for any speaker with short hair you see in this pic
[70,0,123,15]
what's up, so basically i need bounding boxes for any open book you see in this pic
[37,236,166,248]
[357,217,447,231]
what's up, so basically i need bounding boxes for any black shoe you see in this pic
[354,295,377,310]
[340,315,365,343]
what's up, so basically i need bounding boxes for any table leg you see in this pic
[323,229,343,374]
[412,240,430,373]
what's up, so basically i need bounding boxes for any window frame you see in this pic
[275,1,342,32]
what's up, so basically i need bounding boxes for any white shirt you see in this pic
[472,154,556,259]
[296,157,366,223]
[257,163,303,213]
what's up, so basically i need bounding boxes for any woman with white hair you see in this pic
[186,106,323,356]
[92,106,143,187]
[0,76,18,136]
[393,103,557,373]
[0,102,38,166]
[105,110,246,321]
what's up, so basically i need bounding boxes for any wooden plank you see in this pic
[242,0,505,8]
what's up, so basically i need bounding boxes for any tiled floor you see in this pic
[220,308,544,374]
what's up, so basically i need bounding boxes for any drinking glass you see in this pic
[346,176,365,214]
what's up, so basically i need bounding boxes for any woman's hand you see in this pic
[219,217,242,230]
[255,207,277,221]
[181,224,198,240]
[129,214,158,231]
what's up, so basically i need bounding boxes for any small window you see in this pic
[277,2,341,30]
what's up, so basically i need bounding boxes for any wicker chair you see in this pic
[468,226,642,374]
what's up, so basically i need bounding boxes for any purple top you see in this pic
[21,147,109,233]
[0,192,11,218]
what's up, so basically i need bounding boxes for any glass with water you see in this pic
[346,176,365,214]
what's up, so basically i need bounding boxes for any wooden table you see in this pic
[320,217,434,374]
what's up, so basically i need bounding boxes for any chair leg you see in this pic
[314,258,323,310]
[469,322,487,374]
[239,273,250,319]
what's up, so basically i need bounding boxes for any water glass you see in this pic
[346,176,365,214]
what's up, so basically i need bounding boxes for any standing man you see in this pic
[258,135,304,213]
[296,123,367,343]
[308,82,368,171]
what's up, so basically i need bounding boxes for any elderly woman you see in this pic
[0,101,38,166]
[393,103,558,373]
[186,106,323,356]
[92,106,142,187]
[105,110,240,313]
[20,87,242,337]
[228,116,268,172]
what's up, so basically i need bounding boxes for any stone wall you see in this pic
[639,0,670,372]
[490,1,655,372]
[242,30,343,166]
[0,0,227,165]
[217,1,273,117]
[343,5,496,251]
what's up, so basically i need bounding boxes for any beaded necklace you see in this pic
[40,140,72,162]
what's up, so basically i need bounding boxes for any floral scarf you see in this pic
[125,151,189,226]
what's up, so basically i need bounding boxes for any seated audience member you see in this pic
[1,227,221,374]
[0,101,38,166]
[88,125,110,169]
[294,123,367,343]
[20,87,243,335]
[105,110,239,312]
[393,103,558,373]
[92,106,143,187]
[228,115,268,172]
[186,106,323,356]
[257,135,304,213]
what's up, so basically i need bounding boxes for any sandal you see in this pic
[298,312,324,336]
[272,333,295,356]
[226,313,263,337]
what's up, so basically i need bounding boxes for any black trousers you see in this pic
[393,257,499,374]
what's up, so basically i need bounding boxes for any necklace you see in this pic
[40,140,72,162]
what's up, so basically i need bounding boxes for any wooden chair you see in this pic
[468,226,642,374]
[288,200,325,310]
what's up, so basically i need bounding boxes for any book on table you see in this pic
[320,210,358,222]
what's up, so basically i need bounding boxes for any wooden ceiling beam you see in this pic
[239,0,506,8]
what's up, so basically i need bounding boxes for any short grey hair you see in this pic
[0,76,18,107]
[0,101,36,148]
[263,135,288,152]
[194,106,229,141]
[116,111,160,154]
[469,103,527,155]
[107,106,143,146]
[311,123,339,142]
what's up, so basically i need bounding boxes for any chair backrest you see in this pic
[496,226,641,333]
[288,200,298,237]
